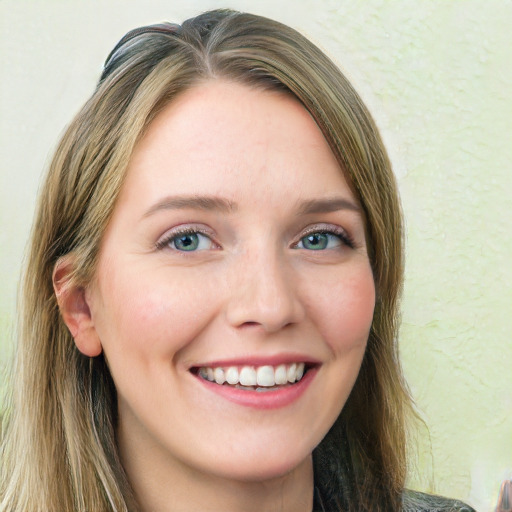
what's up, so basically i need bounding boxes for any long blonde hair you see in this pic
[1,10,413,511]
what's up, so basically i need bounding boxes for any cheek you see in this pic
[92,266,220,360]
[307,266,375,354]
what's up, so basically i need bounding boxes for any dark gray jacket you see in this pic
[313,486,476,511]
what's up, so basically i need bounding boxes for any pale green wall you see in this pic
[1,1,510,510]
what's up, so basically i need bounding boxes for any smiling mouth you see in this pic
[192,363,312,392]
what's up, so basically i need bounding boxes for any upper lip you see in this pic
[189,354,321,369]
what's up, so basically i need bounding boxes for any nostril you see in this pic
[237,320,296,332]
[240,321,260,328]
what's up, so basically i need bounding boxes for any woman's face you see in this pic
[85,81,375,483]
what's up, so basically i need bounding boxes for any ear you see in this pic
[53,256,103,357]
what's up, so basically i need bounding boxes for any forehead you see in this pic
[120,80,351,207]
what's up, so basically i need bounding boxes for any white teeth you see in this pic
[287,363,297,383]
[197,362,309,388]
[274,364,287,385]
[225,367,239,385]
[256,366,275,387]
[239,366,257,386]
[214,367,225,385]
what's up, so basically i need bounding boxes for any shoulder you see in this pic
[402,489,477,512]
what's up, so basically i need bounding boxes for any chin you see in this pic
[200,441,314,484]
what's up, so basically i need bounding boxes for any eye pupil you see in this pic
[303,233,328,250]
[174,233,199,251]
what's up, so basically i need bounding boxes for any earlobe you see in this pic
[53,256,103,357]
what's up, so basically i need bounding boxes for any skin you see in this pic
[57,81,376,512]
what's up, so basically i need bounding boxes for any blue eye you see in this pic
[296,232,343,250]
[165,231,214,251]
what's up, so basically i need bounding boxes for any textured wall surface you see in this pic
[1,1,510,510]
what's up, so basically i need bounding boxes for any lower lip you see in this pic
[192,367,318,410]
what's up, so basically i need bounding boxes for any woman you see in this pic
[0,9,475,512]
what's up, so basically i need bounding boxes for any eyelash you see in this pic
[294,226,355,250]
[155,225,355,252]
[155,227,216,251]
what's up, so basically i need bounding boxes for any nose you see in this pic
[225,248,305,333]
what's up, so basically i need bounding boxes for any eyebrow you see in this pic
[142,194,360,219]
[296,197,361,215]
[143,195,237,218]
